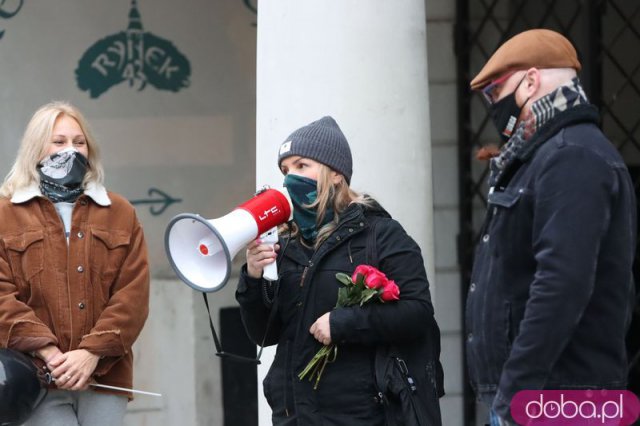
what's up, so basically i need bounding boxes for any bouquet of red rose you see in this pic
[298,264,400,389]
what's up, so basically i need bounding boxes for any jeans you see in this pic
[24,389,127,426]
[490,410,516,426]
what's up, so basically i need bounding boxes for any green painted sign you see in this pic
[129,187,182,216]
[0,0,23,40]
[243,0,256,15]
[243,0,256,26]
[76,0,190,98]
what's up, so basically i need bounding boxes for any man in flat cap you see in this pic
[465,29,636,425]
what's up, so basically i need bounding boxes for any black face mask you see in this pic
[38,148,88,202]
[489,75,529,142]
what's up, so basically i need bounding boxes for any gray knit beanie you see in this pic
[278,116,353,184]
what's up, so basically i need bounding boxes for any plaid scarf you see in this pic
[488,77,589,187]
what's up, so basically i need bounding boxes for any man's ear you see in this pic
[524,67,541,97]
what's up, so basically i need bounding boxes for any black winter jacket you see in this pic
[236,202,441,425]
[465,104,637,420]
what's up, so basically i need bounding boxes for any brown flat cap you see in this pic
[470,29,581,90]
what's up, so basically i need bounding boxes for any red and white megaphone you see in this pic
[165,188,292,292]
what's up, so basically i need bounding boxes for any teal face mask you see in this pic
[283,174,334,242]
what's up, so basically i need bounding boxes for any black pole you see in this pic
[454,0,476,424]
[583,0,604,110]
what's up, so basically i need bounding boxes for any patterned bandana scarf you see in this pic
[38,148,88,202]
[489,77,589,187]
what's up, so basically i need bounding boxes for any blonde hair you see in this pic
[0,101,104,198]
[284,163,373,248]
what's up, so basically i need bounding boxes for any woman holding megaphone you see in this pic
[0,102,150,426]
[237,116,444,426]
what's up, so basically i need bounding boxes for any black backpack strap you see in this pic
[366,217,380,268]
[367,218,388,396]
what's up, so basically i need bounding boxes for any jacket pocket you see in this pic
[3,230,45,303]
[488,188,525,208]
[90,228,130,302]
[486,188,533,258]
[263,340,292,418]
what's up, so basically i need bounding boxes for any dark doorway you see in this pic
[221,307,258,426]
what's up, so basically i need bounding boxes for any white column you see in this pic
[255,1,434,424]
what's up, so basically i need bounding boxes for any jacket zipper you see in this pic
[284,340,290,416]
[299,266,308,287]
[281,265,312,417]
[285,265,309,416]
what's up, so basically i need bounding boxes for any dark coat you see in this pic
[465,104,637,419]
[236,202,441,425]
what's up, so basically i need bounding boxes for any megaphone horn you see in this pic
[165,188,292,293]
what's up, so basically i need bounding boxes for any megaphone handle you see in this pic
[261,226,279,281]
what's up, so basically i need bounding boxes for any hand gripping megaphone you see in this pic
[165,188,292,293]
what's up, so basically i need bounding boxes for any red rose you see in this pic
[301,265,401,388]
[351,264,376,283]
[380,280,400,301]
[364,270,388,289]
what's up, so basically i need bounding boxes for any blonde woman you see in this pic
[237,117,443,425]
[0,101,150,426]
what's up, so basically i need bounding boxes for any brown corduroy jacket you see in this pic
[0,182,150,396]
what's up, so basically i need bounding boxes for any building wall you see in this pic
[425,1,465,425]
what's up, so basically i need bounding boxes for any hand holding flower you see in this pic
[309,312,332,346]
[299,264,400,389]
